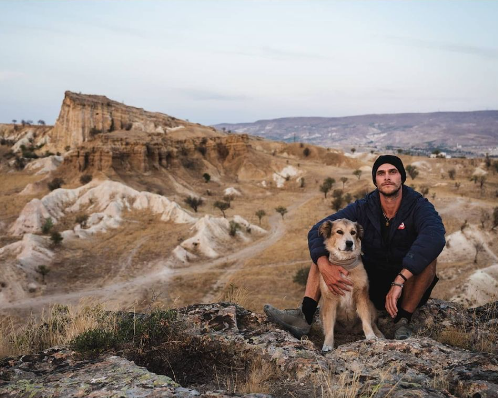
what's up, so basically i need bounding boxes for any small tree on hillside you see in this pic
[255,210,266,225]
[331,189,344,211]
[80,174,92,185]
[406,165,419,180]
[38,120,46,125]
[214,201,230,218]
[448,169,456,180]
[275,206,288,219]
[47,178,64,191]
[36,265,50,283]
[319,177,335,198]
[480,209,490,229]
[353,169,362,180]
[12,119,17,124]
[42,218,54,234]
[303,147,310,157]
[229,221,241,237]
[202,173,211,183]
[479,176,486,190]
[473,241,484,264]
[184,196,204,213]
[420,185,430,198]
[50,231,63,247]
[470,175,478,184]
[340,177,348,189]
[351,148,356,154]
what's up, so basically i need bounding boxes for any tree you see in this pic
[214,201,230,218]
[480,209,490,229]
[420,186,429,198]
[479,176,486,190]
[448,169,456,180]
[48,177,64,191]
[12,119,17,124]
[76,214,89,228]
[406,165,419,180]
[340,177,348,189]
[351,148,356,154]
[36,265,50,283]
[319,178,335,198]
[184,196,204,212]
[455,182,461,190]
[303,147,310,157]
[42,218,54,234]
[275,206,288,219]
[470,175,478,184]
[492,207,498,230]
[353,169,362,180]
[50,231,63,246]
[331,189,344,211]
[473,242,484,264]
[202,173,211,183]
[223,194,235,204]
[38,120,46,125]
[255,210,266,225]
[229,221,241,237]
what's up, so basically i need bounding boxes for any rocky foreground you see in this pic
[1,300,497,398]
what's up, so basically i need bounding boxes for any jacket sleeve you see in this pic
[402,198,446,275]
[308,201,360,264]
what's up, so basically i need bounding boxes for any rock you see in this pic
[0,300,496,397]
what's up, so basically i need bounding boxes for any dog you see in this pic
[318,218,384,352]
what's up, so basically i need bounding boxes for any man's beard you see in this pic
[379,184,401,198]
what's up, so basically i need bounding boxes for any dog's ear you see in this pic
[355,222,364,240]
[319,220,334,238]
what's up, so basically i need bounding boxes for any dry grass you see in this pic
[0,299,116,358]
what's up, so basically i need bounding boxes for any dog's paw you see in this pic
[322,344,333,352]
[365,333,377,340]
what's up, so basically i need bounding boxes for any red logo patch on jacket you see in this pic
[398,222,405,230]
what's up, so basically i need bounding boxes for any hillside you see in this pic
[215,111,498,156]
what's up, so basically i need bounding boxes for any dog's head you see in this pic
[318,218,363,260]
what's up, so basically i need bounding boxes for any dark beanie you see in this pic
[372,155,406,186]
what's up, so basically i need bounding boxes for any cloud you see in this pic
[386,36,498,59]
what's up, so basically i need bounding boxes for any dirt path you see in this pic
[1,193,316,311]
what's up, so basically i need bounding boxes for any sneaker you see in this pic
[263,304,311,339]
[394,318,413,340]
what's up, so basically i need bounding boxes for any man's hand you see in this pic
[385,285,402,318]
[317,256,353,296]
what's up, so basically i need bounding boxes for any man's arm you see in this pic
[401,198,446,275]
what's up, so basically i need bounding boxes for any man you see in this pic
[265,155,446,340]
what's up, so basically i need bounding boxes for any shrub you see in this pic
[76,214,89,227]
[48,177,64,191]
[124,122,133,131]
[255,210,266,225]
[214,201,230,218]
[303,148,310,157]
[229,221,241,237]
[448,169,456,180]
[197,145,207,156]
[353,169,362,180]
[293,266,310,286]
[89,127,102,136]
[420,186,430,197]
[275,206,287,219]
[36,265,50,283]
[80,174,93,185]
[42,218,54,234]
[184,196,204,212]
[50,231,63,246]
[406,165,419,180]
[202,173,211,183]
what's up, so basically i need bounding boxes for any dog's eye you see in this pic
[336,230,343,235]
[351,230,356,235]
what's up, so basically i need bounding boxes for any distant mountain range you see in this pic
[215,111,498,156]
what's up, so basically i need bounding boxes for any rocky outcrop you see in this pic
[50,91,225,151]
[1,300,497,397]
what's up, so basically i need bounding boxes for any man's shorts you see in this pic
[367,270,439,311]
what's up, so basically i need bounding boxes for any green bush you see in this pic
[48,178,64,191]
[80,174,92,185]
[293,267,310,286]
[229,221,240,237]
[42,218,54,234]
[50,231,63,246]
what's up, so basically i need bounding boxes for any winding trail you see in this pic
[1,193,317,311]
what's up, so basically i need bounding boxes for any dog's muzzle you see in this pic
[344,240,354,251]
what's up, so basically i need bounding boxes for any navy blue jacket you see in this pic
[308,185,446,275]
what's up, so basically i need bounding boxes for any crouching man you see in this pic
[265,155,446,340]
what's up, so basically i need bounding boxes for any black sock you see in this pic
[395,307,413,324]
[301,297,318,325]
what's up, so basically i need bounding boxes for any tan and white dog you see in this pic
[318,218,384,352]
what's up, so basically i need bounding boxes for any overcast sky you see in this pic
[1,0,497,125]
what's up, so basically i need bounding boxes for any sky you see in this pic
[0,0,497,125]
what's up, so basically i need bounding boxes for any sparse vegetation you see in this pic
[275,206,287,219]
[480,209,490,229]
[80,174,92,185]
[75,214,89,227]
[473,242,484,264]
[216,143,229,160]
[229,221,241,237]
[492,207,498,230]
[303,147,310,157]
[214,201,230,218]
[448,169,456,180]
[293,266,310,286]
[50,231,63,246]
[89,127,102,136]
[420,185,430,197]
[36,265,50,283]
[353,169,362,180]
[255,210,266,225]
[47,177,64,191]
[184,196,204,212]
[42,217,54,234]
[202,173,211,183]
[350,147,356,154]
[340,177,348,188]
[319,177,335,198]
[406,165,419,180]
[331,189,344,211]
